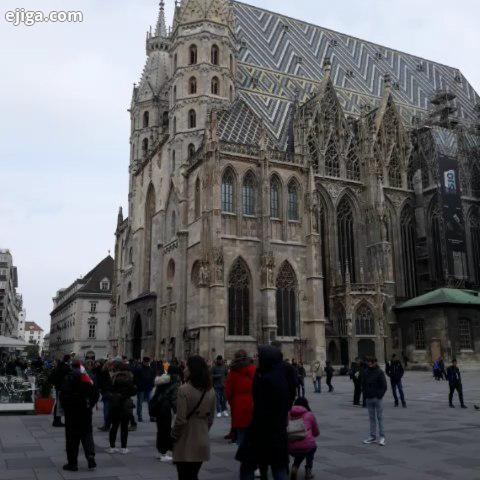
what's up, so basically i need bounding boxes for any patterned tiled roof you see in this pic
[232,1,480,149]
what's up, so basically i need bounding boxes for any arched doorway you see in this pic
[132,315,142,360]
[358,339,375,359]
[340,338,349,366]
[327,340,338,364]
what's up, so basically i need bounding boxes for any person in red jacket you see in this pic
[225,350,256,446]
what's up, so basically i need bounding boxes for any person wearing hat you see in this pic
[133,357,156,422]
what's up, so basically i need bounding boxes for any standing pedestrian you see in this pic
[446,359,467,408]
[386,354,406,407]
[362,357,387,446]
[172,355,216,480]
[211,355,229,418]
[296,362,306,398]
[271,341,297,408]
[349,358,362,406]
[225,350,256,446]
[49,355,72,427]
[133,357,155,422]
[60,360,99,471]
[96,360,113,431]
[324,361,334,392]
[310,360,322,394]
[108,362,137,454]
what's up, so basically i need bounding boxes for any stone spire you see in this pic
[117,206,124,228]
[155,1,167,38]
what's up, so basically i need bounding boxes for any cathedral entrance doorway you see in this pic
[340,338,349,365]
[358,339,375,359]
[327,340,339,364]
[132,315,142,360]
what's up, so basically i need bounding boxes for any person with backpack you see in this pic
[288,397,319,480]
[107,361,137,454]
[324,361,334,392]
[60,360,99,472]
[172,355,216,480]
[149,366,180,462]
[386,354,406,407]
[446,359,467,408]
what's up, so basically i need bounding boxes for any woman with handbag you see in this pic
[107,361,137,454]
[172,355,216,480]
[288,397,319,480]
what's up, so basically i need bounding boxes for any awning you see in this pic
[0,335,30,348]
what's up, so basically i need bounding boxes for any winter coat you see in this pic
[362,366,387,399]
[172,382,216,462]
[324,365,334,378]
[59,369,99,416]
[149,374,179,418]
[288,406,319,454]
[133,364,155,392]
[110,370,137,417]
[283,361,298,409]
[387,361,404,382]
[211,363,227,388]
[446,366,462,385]
[225,363,256,429]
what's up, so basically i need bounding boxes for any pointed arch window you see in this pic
[211,44,219,65]
[170,211,176,239]
[242,172,255,216]
[194,177,201,219]
[228,258,250,336]
[188,109,196,129]
[458,318,473,350]
[355,304,375,335]
[173,85,177,102]
[171,150,176,172]
[211,77,219,95]
[188,143,196,159]
[469,210,480,284]
[276,262,298,337]
[270,176,281,219]
[143,111,149,128]
[173,117,177,134]
[189,44,197,65]
[389,147,402,188]
[401,205,418,298]
[337,196,356,282]
[162,111,169,128]
[189,76,197,94]
[221,169,235,213]
[346,144,360,180]
[174,53,178,70]
[431,202,444,282]
[144,185,155,291]
[334,303,347,336]
[142,138,149,157]
[325,141,340,177]
[288,181,299,220]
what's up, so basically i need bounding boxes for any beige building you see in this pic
[110,0,480,365]
[24,321,44,352]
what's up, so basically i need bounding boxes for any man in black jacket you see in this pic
[49,355,72,427]
[349,358,362,406]
[271,341,297,407]
[133,357,156,422]
[362,357,387,446]
[386,354,406,408]
[446,359,467,408]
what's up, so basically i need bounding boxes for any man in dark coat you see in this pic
[362,357,387,446]
[133,357,155,422]
[271,341,297,407]
[349,358,362,406]
[446,359,467,408]
[60,360,99,471]
[386,354,406,407]
[49,355,72,427]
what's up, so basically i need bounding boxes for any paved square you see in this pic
[0,371,479,480]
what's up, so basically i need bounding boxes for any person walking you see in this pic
[324,361,334,392]
[310,360,322,394]
[60,360,99,471]
[386,354,406,407]
[172,355,216,480]
[133,357,155,422]
[296,362,306,398]
[237,345,290,480]
[288,397,319,480]
[149,366,180,462]
[446,359,467,408]
[225,350,256,446]
[96,360,113,431]
[108,362,137,454]
[349,358,362,406]
[362,357,387,446]
[211,355,229,418]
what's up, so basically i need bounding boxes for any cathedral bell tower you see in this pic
[168,0,236,172]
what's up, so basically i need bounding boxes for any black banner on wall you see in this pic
[438,155,467,278]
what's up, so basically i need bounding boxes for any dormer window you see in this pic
[100,278,110,291]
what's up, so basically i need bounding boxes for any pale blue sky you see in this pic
[0,0,479,331]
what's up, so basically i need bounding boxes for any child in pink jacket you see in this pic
[288,397,319,480]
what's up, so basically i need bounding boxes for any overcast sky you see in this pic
[0,0,479,332]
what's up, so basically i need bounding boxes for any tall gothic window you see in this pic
[174,53,177,70]
[211,76,219,95]
[400,205,418,298]
[276,261,297,337]
[144,185,155,291]
[414,319,426,349]
[189,44,197,64]
[337,196,356,282]
[188,143,196,159]
[171,150,176,172]
[188,109,196,129]
[162,111,169,128]
[142,138,149,157]
[431,202,444,282]
[211,44,219,65]
[143,111,149,128]
[228,258,250,336]
[318,199,330,318]
[458,318,473,350]
[173,85,177,102]
[189,76,197,94]
[334,303,347,336]
[221,169,235,213]
[389,146,402,188]
[288,181,299,220]
[346,144,360,180]
[325,140,340,177]
[270,176,281,219]
[242,172,255,215]
[194,177,201,219]
[355,303,375,335]
[469,210,480,284]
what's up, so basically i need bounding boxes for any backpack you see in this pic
[287,417,307,442]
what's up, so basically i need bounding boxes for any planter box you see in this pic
[34,397,54,415]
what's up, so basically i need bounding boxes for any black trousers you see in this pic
[64,411,95,466]
[449,383,465,406]
[110,414,129,448]
[326,375,333,391]
[156,411,172,454]
[176,461,202,480]
[353,378,362,405]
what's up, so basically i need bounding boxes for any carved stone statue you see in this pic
[260,251,275,287]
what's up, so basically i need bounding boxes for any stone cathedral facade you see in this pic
[110,0,480,365]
